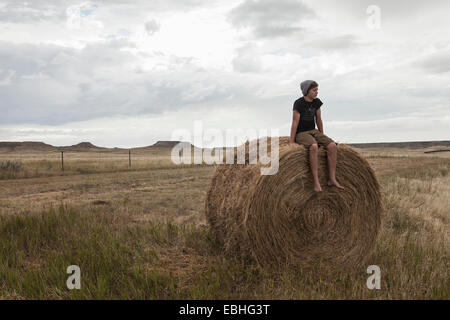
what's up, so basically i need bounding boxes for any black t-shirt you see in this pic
[292,97,323,133]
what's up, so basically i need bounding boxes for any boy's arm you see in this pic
[290,110,300,144]
[316,108,324,134]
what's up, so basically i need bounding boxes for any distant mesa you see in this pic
[0,141,55,151]
[0,141,105,152]
[348,140,450,149]
[0,140,196,152]
[73,142,98,149]
[150,141,193,148]
[58,141,106,152]
[130,140,196,152]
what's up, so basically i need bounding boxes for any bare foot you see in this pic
[327,179,345,189]
[314,182,323,192]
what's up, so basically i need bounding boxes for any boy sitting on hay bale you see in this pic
[289,80,345,192]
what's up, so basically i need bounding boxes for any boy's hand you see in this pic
[289,142,298,148]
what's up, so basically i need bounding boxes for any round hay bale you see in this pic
[205,136,383,270]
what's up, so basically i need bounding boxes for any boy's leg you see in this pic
[311,130,344,189]
[309,143,321,192]
[295,131,322,192]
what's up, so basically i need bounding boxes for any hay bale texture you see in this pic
[205,136,383,270]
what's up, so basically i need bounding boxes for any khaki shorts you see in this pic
[295,129,335,148]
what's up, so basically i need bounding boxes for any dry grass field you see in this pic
[0,144,448,299]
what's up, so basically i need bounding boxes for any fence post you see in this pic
[61,151,64,172]
[129,149,131,167]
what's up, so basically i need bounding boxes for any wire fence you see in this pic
[0,149,213,180]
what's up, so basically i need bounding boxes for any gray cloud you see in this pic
[0,1,66,23]
[415,50,450,74]
[227,0,315,39]
[0,39,260,125]
[145,20,160,35]
[302,35,361,52]
[232,43,262,73]
[0,0,225,24]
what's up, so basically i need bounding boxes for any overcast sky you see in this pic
[0,0,449,147]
